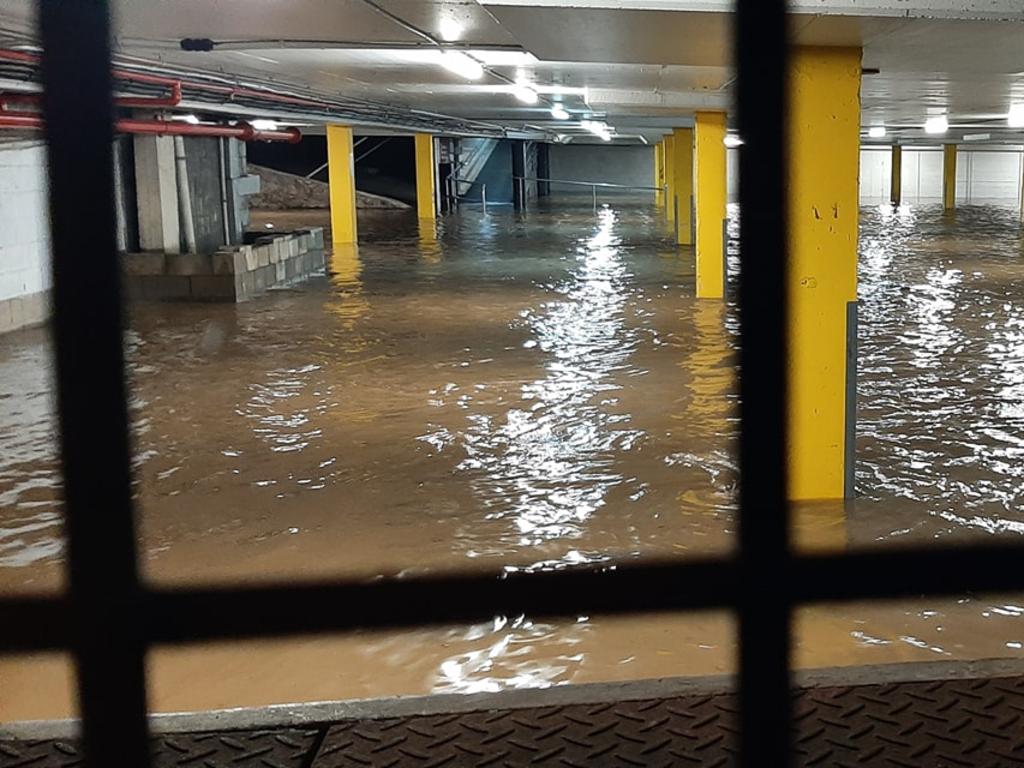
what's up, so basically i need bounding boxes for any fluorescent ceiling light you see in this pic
[924,115,949,134]
[251,119,278,130]
[1009,104,1024,128]
[179,113,200,125]
[868,126,886,138]
[723,134,743,148]
[550,104,570,120]
[964,132,991,141]
[439,50,484,80]
[468,50,538,66]
[513,84,538,104]
[439,18,463,42]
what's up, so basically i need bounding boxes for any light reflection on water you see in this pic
[3,201,1024,718]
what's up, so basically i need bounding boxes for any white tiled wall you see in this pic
[0,140,51,303]
[861,147,1024,204]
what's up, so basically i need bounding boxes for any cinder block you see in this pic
[166,253,213,276]
[212,250,247,275]
[141,275,191,300]
[255,244,272,268]
[0,297,14,333]
[122,252,166,276]
[269,238,285,264]
[309,228,324,249]
[238,244,257,271]
[296,233,310,255]
[275,261,286,283]
[123,276,147,302]
[189,275,236,301]
[233,271,256,301]
[309,249,326,270]
[286,237,299,258]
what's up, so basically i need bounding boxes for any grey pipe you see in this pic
[217,138,231,246]
[173,136,198,254]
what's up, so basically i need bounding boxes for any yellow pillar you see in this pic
[890,145,902,206]
[943,143,957,211]
[787,46,862,501]
[415,133,436,221]
[695,111,727,298]
[672,127,694,245]
[654,141,665,207]
[664,134,676,222]
[326,125,357,244]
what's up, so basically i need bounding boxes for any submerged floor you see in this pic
[3,200,1024,720]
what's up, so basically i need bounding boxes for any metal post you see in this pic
[37,1,151,766]
[481,183,487,214]
[734,0,792,766]
[592,183,597,212]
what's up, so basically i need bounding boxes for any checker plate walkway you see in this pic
[4,661,1024,767]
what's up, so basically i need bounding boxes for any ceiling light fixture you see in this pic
[924,115,949,134]
[439,50,484,80]
[513,84,539,104]
[550,104,569,120]
[868,126,886,138]
[1009,104,1024,128]
[439,18,463,42]
[180,114,200,125]
[723,134,743,148]
[250,119,278,130]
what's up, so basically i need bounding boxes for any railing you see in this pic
[513,175,667,211]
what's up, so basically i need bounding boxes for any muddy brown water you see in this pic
[3,201,1024,721]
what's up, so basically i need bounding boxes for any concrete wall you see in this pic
[471,140,514,204]
[183,136,228,255]
[548,144,653,195]
[861,147,1024,203]
[0,140,51,333]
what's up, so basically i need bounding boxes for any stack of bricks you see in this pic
[123,227,325,302]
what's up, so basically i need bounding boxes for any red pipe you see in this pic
[2,81,183,109]
[0,113,301,143]
[0,48,330,111]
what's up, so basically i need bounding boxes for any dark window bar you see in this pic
[3,1,1024,768]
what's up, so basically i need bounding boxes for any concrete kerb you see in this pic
[6,657,1024,741]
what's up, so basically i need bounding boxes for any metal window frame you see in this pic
[5,2,1024,767]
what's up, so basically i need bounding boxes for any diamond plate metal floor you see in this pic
[4,661,1024,767]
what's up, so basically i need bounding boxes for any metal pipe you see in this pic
[217,137,232,245]
[0,113,301,142]
[481,183,487,214]
[592,184,597,212]
[173,136,197,254]
[2,82,183,110]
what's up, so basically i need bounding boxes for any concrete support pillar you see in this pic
[672,127,694,245]
[414,133,436,221]
[890,145,902,206]
[695,111,727,299]
[664,134,676,222]
[537,142,551,197]
[511,139,526,210]
[654,141,665,207]
[943,143,958,211]
[133,134,179,253]
[327,125,358,244]
[787,46,862,501]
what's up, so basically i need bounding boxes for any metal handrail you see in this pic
[514,175,666,193]
[513,175,668,212]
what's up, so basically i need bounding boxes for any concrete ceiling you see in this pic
[1,1,1024,144]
